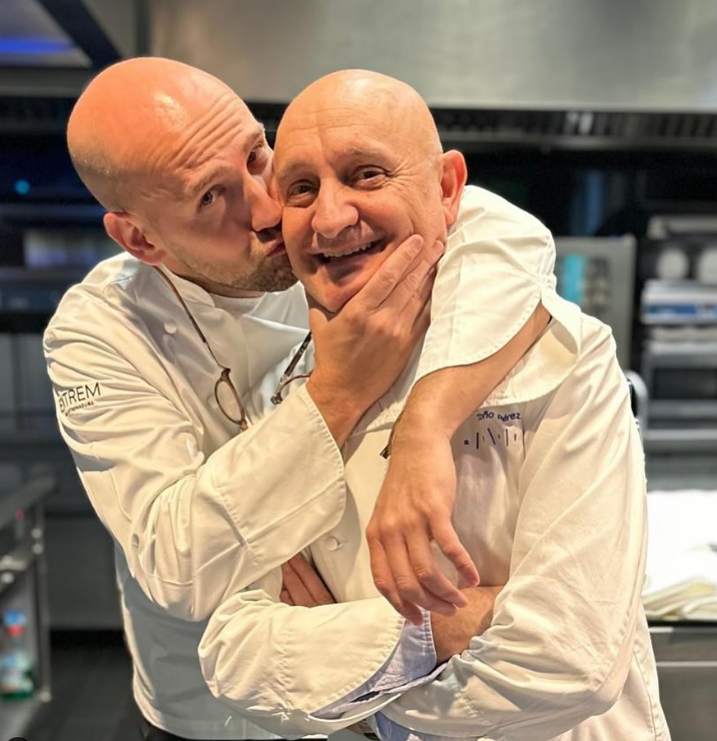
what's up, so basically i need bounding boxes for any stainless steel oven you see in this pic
[638,215,717,452]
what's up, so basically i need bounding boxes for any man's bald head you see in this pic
[69,58,291,297]
[275,69,466,312]
[68,57,245,212]
[278,69,443,167]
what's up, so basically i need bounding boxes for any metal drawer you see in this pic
[650,624,717,662]
[650,625,717,741]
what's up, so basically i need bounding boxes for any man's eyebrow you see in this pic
[250,123,267,143]
[275,145,393,184]
[188,165,234,200]
[188,125,268,199]
[275,161,307,184]
[343,145,390,159]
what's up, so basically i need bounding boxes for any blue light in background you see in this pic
[14,179,31,195]
[557,254,586,307]
[0,37,75,55]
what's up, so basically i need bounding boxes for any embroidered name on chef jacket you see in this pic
[462,409,523,451]
[55,382,102,416]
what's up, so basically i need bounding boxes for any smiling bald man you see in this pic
[199,70,670,741]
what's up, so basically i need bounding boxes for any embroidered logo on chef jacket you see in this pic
[55,382,102,416]
[462,409,523,451]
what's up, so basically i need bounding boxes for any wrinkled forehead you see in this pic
[275,97,410,170]
[138,91,263,186]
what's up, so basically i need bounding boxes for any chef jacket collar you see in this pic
[359,286,584,435]
[482,286,583,408]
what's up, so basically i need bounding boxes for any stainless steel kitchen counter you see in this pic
[649,623,717,741]
[645,456,717,740]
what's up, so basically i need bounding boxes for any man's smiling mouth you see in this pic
[317,240,384,263]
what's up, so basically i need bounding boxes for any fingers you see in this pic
[410,295,432,342]
[368,533,424,625]
[369,526,460,624]
[393,239,443,316]
[403,262,436,342]
[350,234,425,309]
[416,263,437,311]
[368,509,479,622]
[281,560,314,607]
[307,291,332,326]
[405,533,467,609]
[287,554,335,606]
[431,518,481,588]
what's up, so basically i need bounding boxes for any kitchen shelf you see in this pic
[0,540,37,599]
[0,466,55,738]
[644,427,717,453]
[650,400,717,420]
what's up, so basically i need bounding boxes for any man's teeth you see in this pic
[320,241,377,261]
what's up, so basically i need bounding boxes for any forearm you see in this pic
[430,586,502,662]
[367,308,550,622]
[306,375,365,446]
[150,386,347,615]
[395,304,550,443]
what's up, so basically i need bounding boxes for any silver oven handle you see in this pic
[624,370,649,440]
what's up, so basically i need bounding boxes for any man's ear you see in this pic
[439,150,468,228]
[103,212,167,266]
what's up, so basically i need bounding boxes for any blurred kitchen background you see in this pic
[2,1,717,739]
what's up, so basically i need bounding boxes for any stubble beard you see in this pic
[233,253,298,293]
[173,249,298,295]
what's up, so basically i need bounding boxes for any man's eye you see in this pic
[355,167,384,182]
[285,182,315,200]
[200,189,217,207]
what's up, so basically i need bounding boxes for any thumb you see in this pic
[306,292,332,325]
[308,307,330,336]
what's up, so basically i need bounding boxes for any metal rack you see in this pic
[0,467,54,739]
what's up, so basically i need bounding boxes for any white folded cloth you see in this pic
[644,491,717,621]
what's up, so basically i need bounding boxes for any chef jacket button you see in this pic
[325,536,341,551]
[164,320,177,334]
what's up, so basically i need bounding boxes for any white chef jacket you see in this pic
[200,287,670,736]
[372,312,670,741]
[44,185,555,739]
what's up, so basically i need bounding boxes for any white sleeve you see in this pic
[44,323,346,622]
[381,332,648,740]
[418,187,555,382]
[199,573,407,738]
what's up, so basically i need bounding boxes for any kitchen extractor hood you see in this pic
[149,0,717,151]
[0,0,89,68]
[0,0,138,98]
